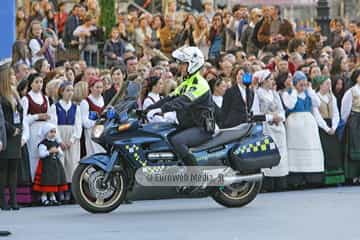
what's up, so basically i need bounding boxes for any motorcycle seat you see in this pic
[190,123,253,152]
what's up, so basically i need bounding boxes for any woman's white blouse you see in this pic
[341,84,360,123]
[49,100,82,143]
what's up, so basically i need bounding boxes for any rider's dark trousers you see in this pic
[169,127,212,166]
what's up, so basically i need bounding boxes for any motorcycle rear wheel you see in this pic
[211,177,262,208]
[72,164,127,214]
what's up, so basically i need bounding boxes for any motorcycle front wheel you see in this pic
[72,164,127,214]
[211,177,262,208]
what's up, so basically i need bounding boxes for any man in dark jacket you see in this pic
[329,18,354,49]
[62,4,82,47]
[221,66,262,128]
[256,5,294,53]
[103,27,126,68]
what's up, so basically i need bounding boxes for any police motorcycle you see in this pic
[72,71,281,214]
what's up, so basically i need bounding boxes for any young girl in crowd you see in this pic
[143,76,177,123]
[256,70,289,191]
[26,1,43,30]
[134,15,152,51]
[332,77,346,111]
[309,65,321,83]
[341,69,360,182]
[65,67,76,84]
[15,78,33,205]
[73,81,89,105]
[34,58,50,78]
[42,9,57,34]
[33,123,68,206]
[208,77,227,126]
[103,66,125,106]
[80,77,106,157]
[50,82,82,202]
[282,71,324,187]
[176,14,196,47]
[21,73,51,180]
[142,76,164,110]
[312,76,344,185]
[209,77,227,109]
[28,20,55,69]
[12,40,31,67]
[148,14,163,49]
[208,13,226,64]
[45,78,63,105]
[16,7,27,41]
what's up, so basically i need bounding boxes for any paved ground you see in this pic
[0,186,359,240]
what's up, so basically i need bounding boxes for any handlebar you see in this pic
[247,112,266,123]
[137,110,265,123]
[136,109,148,120]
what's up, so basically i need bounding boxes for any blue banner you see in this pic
[0,0,15,61]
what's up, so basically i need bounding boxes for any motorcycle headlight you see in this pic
[92,125,105,138]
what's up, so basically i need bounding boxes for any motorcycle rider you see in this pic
[147,46,215,166]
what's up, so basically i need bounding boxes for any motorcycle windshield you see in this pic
[119,111,129,123]
[113,99,138,115]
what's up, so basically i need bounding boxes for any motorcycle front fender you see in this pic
[80,152,119,173]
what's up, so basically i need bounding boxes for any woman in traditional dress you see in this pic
[15,78,33,205]
[21,73,51,180]
[256,70,289,191]
[80,77,105,157]
[341,69,360,182]
[49,82,82,202]
[282,71,324,188]
[312,76,345,185]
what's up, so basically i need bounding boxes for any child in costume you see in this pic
[33,123,68,206]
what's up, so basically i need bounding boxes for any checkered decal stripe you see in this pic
[234,136,277,157]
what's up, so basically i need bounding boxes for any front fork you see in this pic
[101,150,134,191]
[101,151,120,187]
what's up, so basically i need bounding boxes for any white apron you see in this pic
[286,112,324,172]
[84,128,105,157]
[257,89,289,177]
[262,122,289,177]
[58,125,81,183]
[28,121,44,180]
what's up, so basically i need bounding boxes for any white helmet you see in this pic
[172,46,205,75]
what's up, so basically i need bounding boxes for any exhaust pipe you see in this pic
[222,173,263,185]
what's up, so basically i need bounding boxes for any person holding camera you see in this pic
[256,5,294,54]
[73,14,98,66]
